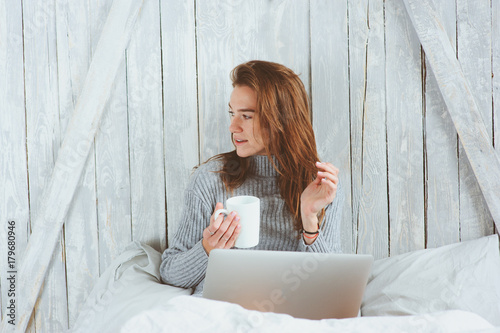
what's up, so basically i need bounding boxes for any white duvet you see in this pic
[72,236,500,333]
[120,295,495,333]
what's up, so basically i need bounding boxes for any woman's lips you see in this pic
[234,139,248,146]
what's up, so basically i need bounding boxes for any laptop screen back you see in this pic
[203,249,373,320]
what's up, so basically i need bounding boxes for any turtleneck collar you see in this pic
[247,155,280,178]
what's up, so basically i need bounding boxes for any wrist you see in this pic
[301,213,320,244]
[302,230,319,245]
[201,239,211,255]
[301,214,319,232]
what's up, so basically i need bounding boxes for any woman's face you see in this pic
[228,85,266,157]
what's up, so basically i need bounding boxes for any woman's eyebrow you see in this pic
[228,102,255,112]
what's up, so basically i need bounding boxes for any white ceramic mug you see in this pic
[214,195,260,248]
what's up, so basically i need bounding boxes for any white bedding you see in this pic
[362,235,500,325]
[120,296,495,333]
[72,236,500,333]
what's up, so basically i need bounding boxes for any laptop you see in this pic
[202,249,373,320]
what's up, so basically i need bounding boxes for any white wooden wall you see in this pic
[0,0,498,331]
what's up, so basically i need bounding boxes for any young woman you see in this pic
[160,60,344,295]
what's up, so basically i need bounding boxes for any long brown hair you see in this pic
[211,60,324,232]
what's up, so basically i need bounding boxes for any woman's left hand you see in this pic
[300,162,339,229]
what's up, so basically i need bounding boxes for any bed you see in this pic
[71,235,500,332]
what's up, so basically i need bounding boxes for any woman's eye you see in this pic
[228,110,252,120]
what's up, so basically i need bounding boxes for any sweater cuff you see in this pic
[189,241,210,283]
[161,240,210,288]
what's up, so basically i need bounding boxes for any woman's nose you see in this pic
[229,117,242,133]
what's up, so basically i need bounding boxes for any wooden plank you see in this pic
[0,0,30,326]
[21,0,68,331]
[0,1,144,331]
[386,0,425,256]
[196,0,234,160]
[55,0,108,327]
[310,0,353,254]
[230,0,310,91]
[196,0,310,161]
[424,0,459,248]
[160,0,199,243]
[345,0,388,258]
[494,0,500,195]
[127,0,165,251]
[456,0,494,240]
[403,0,500,235]
[90,0,131,277]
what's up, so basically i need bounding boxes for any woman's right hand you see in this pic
[202,202,241,255]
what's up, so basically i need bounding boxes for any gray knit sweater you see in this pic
[160,155,344,295]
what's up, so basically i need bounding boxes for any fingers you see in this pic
[203,207,241,254]
[207,202,224,235]
[220,217,241,248]
[213,211,238,241]
[316,161,339,177]
[318,171,338,187]
[315,161,339,187]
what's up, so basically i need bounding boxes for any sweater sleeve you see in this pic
[297,180,344,253]
[159,188,213,289]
